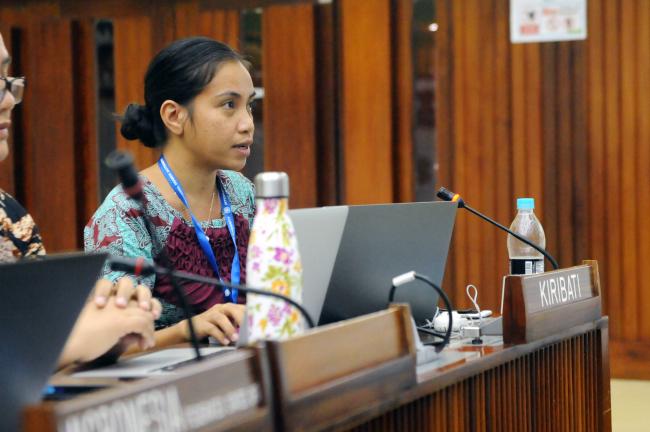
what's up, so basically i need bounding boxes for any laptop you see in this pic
[290,201,457,327]
[0,252,108,431]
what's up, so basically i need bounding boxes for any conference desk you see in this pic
[25,312,610,431]
[338,318,610,431]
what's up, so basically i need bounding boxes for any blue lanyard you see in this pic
[158,155,239,303]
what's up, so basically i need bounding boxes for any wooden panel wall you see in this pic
[339,0,393,204]
[589,0,650,379]
[392,0,415,203]
[0,5,97,252]
[437,0,650,378]
[313,2,339,206]
[436,0,518,311]
[74,20,100,239]
[437,0,579,305]
[113,16,156,169]
[23,21,77,252]
[262,3,318,209]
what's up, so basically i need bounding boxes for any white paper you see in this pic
[510,0,587,43]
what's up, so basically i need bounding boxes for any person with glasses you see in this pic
[0,36,42,262]
[0,31,162,369]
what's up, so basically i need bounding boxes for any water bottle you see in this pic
[245,172,303,342]
[507,197,546,275]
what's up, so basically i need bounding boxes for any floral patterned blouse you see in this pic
[84,171,256,329]
[0,189,46,263]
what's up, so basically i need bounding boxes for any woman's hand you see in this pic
[58,278,161,368]
[92,277,160,315]
[177,303,245,345]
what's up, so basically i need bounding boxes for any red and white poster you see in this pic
[510,0,587,43]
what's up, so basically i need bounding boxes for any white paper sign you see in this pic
[510,0,587,43]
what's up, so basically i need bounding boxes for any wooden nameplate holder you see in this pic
[503,260,602,344]
[24,348,274,432]
[265,304,417,431]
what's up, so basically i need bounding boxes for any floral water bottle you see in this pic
[245,172,303,342]
[507,197,546,275]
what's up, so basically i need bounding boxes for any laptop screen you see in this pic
[0,252,107,431]
[291,201,457,326]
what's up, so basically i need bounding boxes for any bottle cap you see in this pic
[516,198,535,210]
[254,172,290,198]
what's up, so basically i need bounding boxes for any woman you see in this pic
[85,37,256,348]
[0,47,44,261]
[0,31,160,369]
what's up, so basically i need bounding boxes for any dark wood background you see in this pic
[436,0,650,379]
[0,0,647,378]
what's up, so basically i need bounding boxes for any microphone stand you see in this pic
[108,256,316,328]
[437,187,559,270]
[139,217,204,360]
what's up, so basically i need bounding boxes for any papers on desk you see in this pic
[72,347,235,379]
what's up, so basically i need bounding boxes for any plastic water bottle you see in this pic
[507,198,546,275]
[245,172,303,342]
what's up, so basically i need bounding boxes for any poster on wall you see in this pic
[510,0,587,43]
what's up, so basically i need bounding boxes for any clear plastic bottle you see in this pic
[245,172,303,342]
[507,198,546,275]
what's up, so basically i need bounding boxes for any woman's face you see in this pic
[181,60,255,171]
[0,33,16,163]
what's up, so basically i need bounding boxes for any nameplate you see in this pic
[503,261,602,344]
[24,349,273,432]
[267,305,417,431]
[526,266,593,312]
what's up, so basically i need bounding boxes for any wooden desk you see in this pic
[25,314,610,431]
[317,318,610,432]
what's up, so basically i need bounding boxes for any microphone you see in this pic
[105,150,203,360]
[389,271,454,352]
[105,151,144,200]
[108,256,316,329]
[436,187,559,270]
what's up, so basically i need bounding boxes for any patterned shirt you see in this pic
[84,170,256,328]
[0,190,46,263]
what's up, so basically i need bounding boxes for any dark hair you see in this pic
[120,37,247,148]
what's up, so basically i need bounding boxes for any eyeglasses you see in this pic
[0,76,26,105]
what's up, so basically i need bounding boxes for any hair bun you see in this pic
[120,103,157,148]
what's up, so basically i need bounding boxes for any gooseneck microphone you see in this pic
[105,151,144,199]
[108,256,315,328]
[390,271,454,352]
[105,150,203,360]
[436,187,559,270]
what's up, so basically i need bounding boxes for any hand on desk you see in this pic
[92,277,159,313]
[177,303,245,346]
[58,278,162,369]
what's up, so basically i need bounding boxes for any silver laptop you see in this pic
[290,201,457,326]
